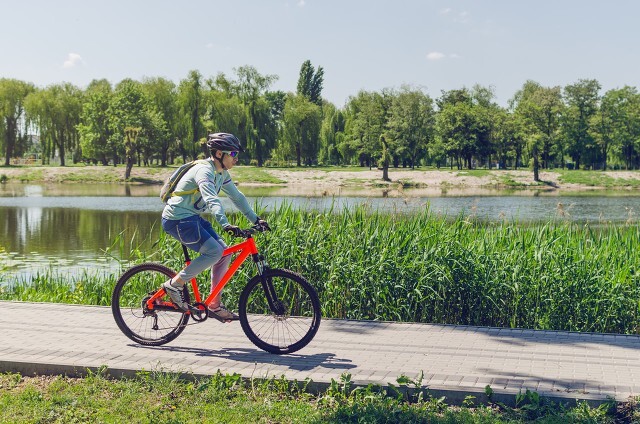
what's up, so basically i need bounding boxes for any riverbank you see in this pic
[2,164,640,192]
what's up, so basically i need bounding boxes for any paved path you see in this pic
[2,300,640,405]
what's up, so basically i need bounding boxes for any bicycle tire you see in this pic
[239,268,321,354]
[111,262,190,346]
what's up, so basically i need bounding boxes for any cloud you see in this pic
[440,8,471,24]
[426,52,462,61]
[298,0,305,6]
[62,53,85,69]
[426,52,446,61]
[454,11,471,24]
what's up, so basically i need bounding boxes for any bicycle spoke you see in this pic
[112,263,189,346]
[240,269,320,354]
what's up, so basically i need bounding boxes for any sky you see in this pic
[1,0,639,108]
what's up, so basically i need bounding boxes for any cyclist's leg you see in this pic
[161,215,224,289]
[198,220,237,320]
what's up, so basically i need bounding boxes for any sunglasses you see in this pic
[221,151,239,158]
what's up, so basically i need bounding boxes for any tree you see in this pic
[78,79,114,165]
[435,89,478,169]
[598,87,640,169]
[0,79,34,165]
[512,81,564,180]
[344,91,388,168]
[110,79,147,179]
[25,83,82,166]
[176,70,206,162]
[319,102,345,165]
[279,94,322,166]
[296,60,324,106]
[232,66,278,166]
[386,86,435,169]
[141,77,177,166]
[563,79,601,169]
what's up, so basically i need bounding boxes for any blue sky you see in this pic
[1,0,638,107]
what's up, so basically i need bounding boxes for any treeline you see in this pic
[2,62,640,179]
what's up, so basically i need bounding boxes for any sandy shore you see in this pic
[3,166,640,194]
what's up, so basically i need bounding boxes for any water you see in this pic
[1,183,639,282]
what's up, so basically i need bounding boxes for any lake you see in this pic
[1,182,639,282]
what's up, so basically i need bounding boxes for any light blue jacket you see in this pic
[161,158,258,227]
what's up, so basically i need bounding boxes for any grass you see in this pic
[0,370,623,423]
[558,170,640,188]
[3,205,640,335]
[231,166,286,184]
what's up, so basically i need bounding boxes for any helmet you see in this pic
[206,132,244,153]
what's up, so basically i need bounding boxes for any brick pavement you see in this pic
[1,300,640,405]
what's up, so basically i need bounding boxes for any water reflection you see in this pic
[1,182,640,282]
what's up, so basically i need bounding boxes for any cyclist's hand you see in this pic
[224,225,245,238]
[254,217,271,232]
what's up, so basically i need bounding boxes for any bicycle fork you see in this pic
[252,253,285,315]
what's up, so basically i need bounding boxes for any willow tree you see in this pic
[0,78,34,165]
[280,94,322,166]
[176,70,206,162]
[25,83,82,166]
[232,65,278,166]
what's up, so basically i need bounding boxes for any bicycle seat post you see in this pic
[181,244,191,262]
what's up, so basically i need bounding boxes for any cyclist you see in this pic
[161,132,269,322]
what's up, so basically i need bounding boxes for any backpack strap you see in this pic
[171,160,216,197]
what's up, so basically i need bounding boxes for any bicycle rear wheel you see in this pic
[112,263,189,346]
[239,268,321,354]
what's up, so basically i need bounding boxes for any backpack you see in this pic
[160,159,211,203]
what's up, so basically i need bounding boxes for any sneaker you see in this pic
[208,304,239,322]
[162,280,189,312]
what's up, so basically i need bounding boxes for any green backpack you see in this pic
[159,160,211,203]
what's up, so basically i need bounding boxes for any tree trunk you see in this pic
[125,156,134,179]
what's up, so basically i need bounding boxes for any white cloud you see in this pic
[440,8,471,24]
[454,11,471,24]
[206,42,214,49]
[426,52,446,61]
[426,52,462,61]
[298,0,305,6]
[62,53,85,69]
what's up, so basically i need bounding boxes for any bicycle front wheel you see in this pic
[239,268,321,354]
[112,263,190,346]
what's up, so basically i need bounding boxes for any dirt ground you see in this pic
[3,165,640,194]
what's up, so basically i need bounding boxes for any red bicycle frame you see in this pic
[145,237,260,311]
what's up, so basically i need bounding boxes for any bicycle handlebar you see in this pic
[228,224,270,238]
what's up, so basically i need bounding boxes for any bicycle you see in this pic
[111,225,321,354]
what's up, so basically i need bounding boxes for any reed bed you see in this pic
[2,203,640,334]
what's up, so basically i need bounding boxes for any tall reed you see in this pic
[3,203,639,334]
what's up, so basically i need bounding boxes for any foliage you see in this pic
[5,205,640,335]
[0,371,620,423]
[5,70,640,174]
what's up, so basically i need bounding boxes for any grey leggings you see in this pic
[175,237,231,288]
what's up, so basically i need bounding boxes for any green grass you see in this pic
[456,169,492,177]
[0,371,621,423]
[558,170,640,188]
[3,206,640,335]
[232,166,286,184]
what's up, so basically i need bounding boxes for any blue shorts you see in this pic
[162,215,219,251]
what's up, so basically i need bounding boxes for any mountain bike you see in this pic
[111,226,321,354]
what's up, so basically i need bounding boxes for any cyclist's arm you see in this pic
[195,168,232,227]
[220,175,258,224]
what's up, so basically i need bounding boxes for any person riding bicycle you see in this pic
[161,132,270,322]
